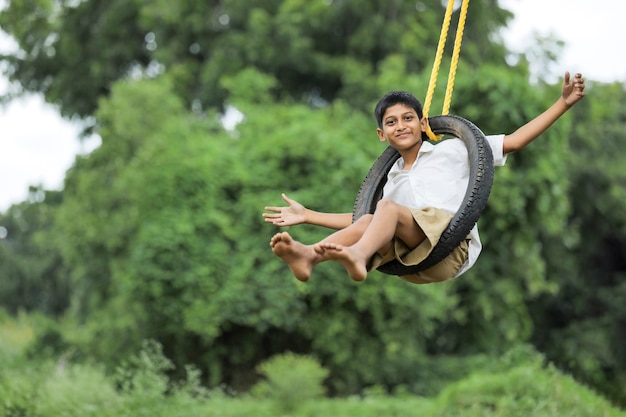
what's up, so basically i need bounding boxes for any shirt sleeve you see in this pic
[485,134,508,166]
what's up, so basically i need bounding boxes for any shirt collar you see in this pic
[391,141,435,171]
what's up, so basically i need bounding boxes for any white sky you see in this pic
[1,0,625,212]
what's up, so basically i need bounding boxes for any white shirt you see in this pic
[382,135,507,277]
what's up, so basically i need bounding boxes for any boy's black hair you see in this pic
[374,90,424,129]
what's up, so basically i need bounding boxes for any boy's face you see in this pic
[376,104,427,152]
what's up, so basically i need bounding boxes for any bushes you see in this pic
[432,346,625,417]
[1,318,624,417]
[0,335,211,417]
[251,352,329,413]
[436,362,624,417]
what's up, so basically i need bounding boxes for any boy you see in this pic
[263,72,585,284]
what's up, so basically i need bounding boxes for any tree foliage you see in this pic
[0,189,69,316]
[1,0,513,118]
[529,81,626,405]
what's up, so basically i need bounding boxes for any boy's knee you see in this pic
[375,198,398,212]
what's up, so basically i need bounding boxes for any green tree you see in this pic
[1,0,514,118]
[0,188,69,316]
[529,81,626,407]
[0,0,151,118]
[53,77,187,318]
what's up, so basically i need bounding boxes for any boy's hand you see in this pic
[263,193,307,226]
[562,71,585,108]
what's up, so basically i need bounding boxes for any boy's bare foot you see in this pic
[270,232,317,282]
[314,242,368,282]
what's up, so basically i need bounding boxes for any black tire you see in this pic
[352,114,495,276]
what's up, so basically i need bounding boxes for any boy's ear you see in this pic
[376,127,386,142]
[419,116,428,132]
[419,117,430,140]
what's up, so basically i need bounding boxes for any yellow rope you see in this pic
[423,0,470,141]
[443,0,469,115]
[422,0,455,120]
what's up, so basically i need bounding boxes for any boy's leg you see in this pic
[318,214,373,246]
[270,214,373,282]
[316,199,425,281]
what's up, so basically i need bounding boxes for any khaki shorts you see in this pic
[367,206,469,284]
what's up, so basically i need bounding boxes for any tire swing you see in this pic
[352,0,494,276]
[352,115,494,276]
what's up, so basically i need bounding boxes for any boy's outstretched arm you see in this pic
[263,193,352,230]
[503,71,585,154]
